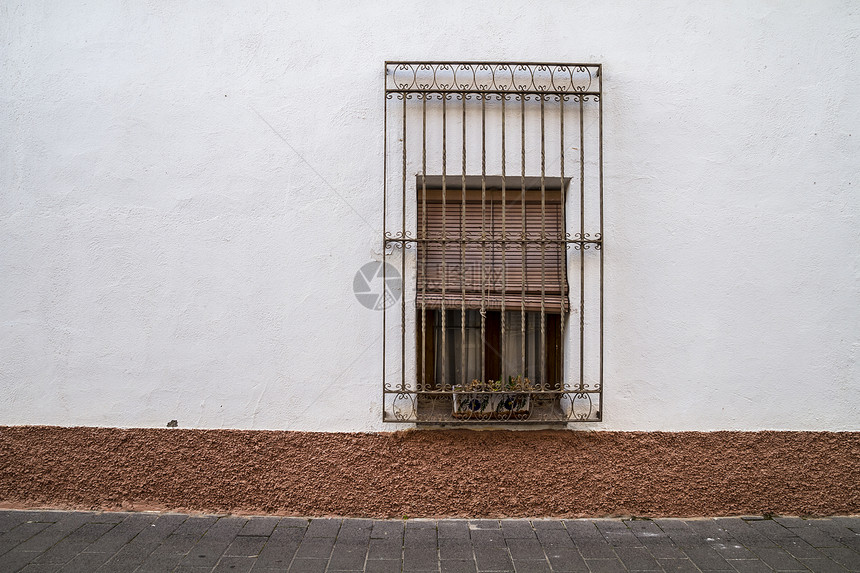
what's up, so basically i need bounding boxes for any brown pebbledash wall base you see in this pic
[0,427,857,518]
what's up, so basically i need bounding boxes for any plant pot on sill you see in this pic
[452,391,531,419]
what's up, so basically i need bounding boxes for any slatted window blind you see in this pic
[416,184,569,312]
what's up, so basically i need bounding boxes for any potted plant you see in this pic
[452,375,534,419]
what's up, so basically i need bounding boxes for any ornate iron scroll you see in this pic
[382,62,603,424]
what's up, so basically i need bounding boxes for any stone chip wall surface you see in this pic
[0,427,857,518]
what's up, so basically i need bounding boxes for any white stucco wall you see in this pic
[1,0,858,431]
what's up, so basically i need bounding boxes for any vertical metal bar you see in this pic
[520,94,526,379]
[559,94,566,392]
[480,91,486,384]
[598,66,604,416]
[401,94,407,392]
[421,92,427,392]
[461,92,467,388]
[382,71,388,414]
[500,95,506,381]
[579,95,585,392]
[441,94,447,389]
[539,93,546,392]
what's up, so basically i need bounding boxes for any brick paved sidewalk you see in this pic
[0,511,858,573]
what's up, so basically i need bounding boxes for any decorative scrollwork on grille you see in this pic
[387,62,600,94]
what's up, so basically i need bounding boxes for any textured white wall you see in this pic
[1,0,858,431]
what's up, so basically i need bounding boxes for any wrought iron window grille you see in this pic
[382,62,603,424]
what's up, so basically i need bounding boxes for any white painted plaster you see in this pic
[1,0,858,431]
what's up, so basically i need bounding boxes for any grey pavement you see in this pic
[0,511,858,573]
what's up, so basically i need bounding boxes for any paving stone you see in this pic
[0,550,42,572]
[276,518,310,529]
[438,521,471,539]
[753,547,811,571]
[831,518,860,532]
[774,518,807,529]
[808,521,857,543]
[511,559,552,572]
[614,546,662,570]
[747,521,797,540]
[0,512,31,534]
[338,521,373,542]
[657,558,700,573]
[15,513,94,553]
[95,540,162,571]
[544,546,588,571]
[474,546,514,571]
[532,520,565,531]
[536,529,575,548]
[501,521,536,539]
[626,521,665,536]
[294,537,336,560]
[213,555,256,573]
[404,547,439,570]
[56,550,114,572]
[288,558,328,572]
[654,520,694,532]
[408,520,439,529]
[366,559,405,573]
[471,520,501,530]
[594,520,637,546]
[506,539,545,561]
[175,517,248,569]
[712,520,776,549]
[329,543,370,570]
[372,521,406,540]
[406,527,439,547]
[224,534,268,556]
[819,548,860,571]
[565,521,606,542]
[127,513,188,545]
[88,512,132,524]
[777,538,826,559]
[793,527,845,549]
[471,529,507,547]
[641,539,687,560]
[368,538,403,561]
[0,521,52,547]
[62,522,116,544]
[576,540,618,559]
[5,512,857,573]
[171,515,218,537]
[727,559,774,573]
[800,558,851,573]
[31,540,89,564]
[441,559,477,573]
[252,534,301,570]
[686,520,730,539]
[711,541,756,560]
[19,564,61,573]
[682,547,733,571]
[239,516,281,537]
[305,519,342,538]
[584,558,628,573]
[134,551,187,573]
[440,538,473,561]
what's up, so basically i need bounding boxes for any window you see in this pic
[416,179,567,391]
[383,62,603,423]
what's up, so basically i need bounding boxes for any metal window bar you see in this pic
[383,62,603,423]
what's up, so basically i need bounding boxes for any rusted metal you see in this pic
[383,62,603,423]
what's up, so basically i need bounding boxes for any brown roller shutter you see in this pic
[416,182,569,312]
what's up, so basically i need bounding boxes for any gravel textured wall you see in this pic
[1,428,857,517]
